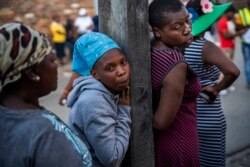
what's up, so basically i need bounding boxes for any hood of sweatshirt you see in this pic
[66,75,115,108]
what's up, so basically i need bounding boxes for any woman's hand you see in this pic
[201,86,219,96]
[58,89,69,106]
[118,86,130,106]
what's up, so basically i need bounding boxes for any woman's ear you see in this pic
[24,68,40,81]
[152,27,161,38]
[91,69,100,80]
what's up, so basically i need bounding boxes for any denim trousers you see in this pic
[242,42,250,86]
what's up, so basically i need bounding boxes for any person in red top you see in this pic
[217,5,238,60]
[217,5,244,94]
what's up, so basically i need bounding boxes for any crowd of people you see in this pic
[49,7,98,66]
[0,0,250,167]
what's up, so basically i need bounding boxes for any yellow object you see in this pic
[235,13,242,25]
[238,7,250,26]
[50,22,66,43]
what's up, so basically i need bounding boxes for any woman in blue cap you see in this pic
[66,32,131,167]
[184,0,240,166]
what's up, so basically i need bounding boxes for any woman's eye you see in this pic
[174,25,182,30]
[106,66,114,71]
[121,60,127,65]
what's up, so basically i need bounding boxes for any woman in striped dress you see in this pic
[185,0,240,166]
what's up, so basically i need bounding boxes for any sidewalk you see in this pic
[226,147,250,167]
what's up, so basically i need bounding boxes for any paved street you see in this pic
[40,38,250,166]
[223,39,250,166]
[226,147,250,167]
[223,39,250,155]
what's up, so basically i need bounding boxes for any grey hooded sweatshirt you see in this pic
[67,76,132,167]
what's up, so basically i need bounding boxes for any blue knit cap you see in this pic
[72,32,120,76]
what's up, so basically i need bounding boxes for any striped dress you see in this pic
[151,48,201,167]
[184,38,226,167]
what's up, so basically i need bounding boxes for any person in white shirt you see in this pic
[74,8,94,37]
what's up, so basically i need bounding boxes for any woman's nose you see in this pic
[117,66,126,76]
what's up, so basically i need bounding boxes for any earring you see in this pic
[35,76,40,81]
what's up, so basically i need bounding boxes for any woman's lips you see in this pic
[117,79,129,86]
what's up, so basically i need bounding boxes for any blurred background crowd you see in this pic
[0,0,98,65]
[0,0,96,34]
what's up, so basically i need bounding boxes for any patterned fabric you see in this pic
[0,105,92,167]
[72,32,120,76]
[184,38,226,167]
[42,113,92,167]
[0,23,52,91]
[151,48,201,167]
